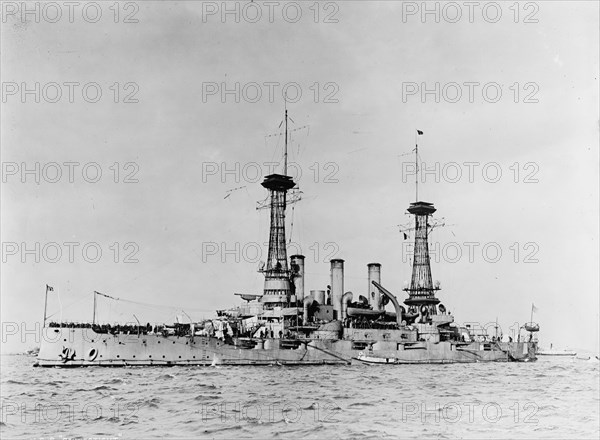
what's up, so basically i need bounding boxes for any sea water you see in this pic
[1,354,598,439]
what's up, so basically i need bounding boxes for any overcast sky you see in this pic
[1,1,598,353]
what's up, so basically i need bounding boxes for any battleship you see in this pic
[35,113,538,367]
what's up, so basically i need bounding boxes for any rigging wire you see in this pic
[45,291,90,320]
[93,291,216,314]
[56,112,311,323]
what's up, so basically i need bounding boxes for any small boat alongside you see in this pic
[537,349,576,356]
[355,352,399,365]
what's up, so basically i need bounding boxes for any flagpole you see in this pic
[43,285,49,327]
[415,130,418,202]
[495,317,498,340]
[57,287,62,325]
[93,291,97,325]
[284,103,288,176]
[530,303,534,323]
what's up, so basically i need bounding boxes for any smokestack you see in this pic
[330,259,344,320]
[368,263,382,310]
[290,255,305,302]
[311,290,325,305]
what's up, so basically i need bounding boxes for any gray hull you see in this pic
[35,328,536,367]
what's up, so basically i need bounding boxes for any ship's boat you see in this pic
[346,308,383,317]
[524,322,540,332]
[537,349,577,356]
[355,352,399,365]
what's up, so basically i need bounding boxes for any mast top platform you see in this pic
[404,295,440,304]
[407,201,436,215]
[261,174,295,191]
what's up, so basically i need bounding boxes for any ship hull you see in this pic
[35,328,536,367]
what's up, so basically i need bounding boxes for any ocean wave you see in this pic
[3,379,29,385]
[1,354,598,439]
[93,385,116,391]
[200,425,243,435]
[106,378,125,384]
[194,394,221,401]
[158,373,176,380]
[348,402,375,408]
